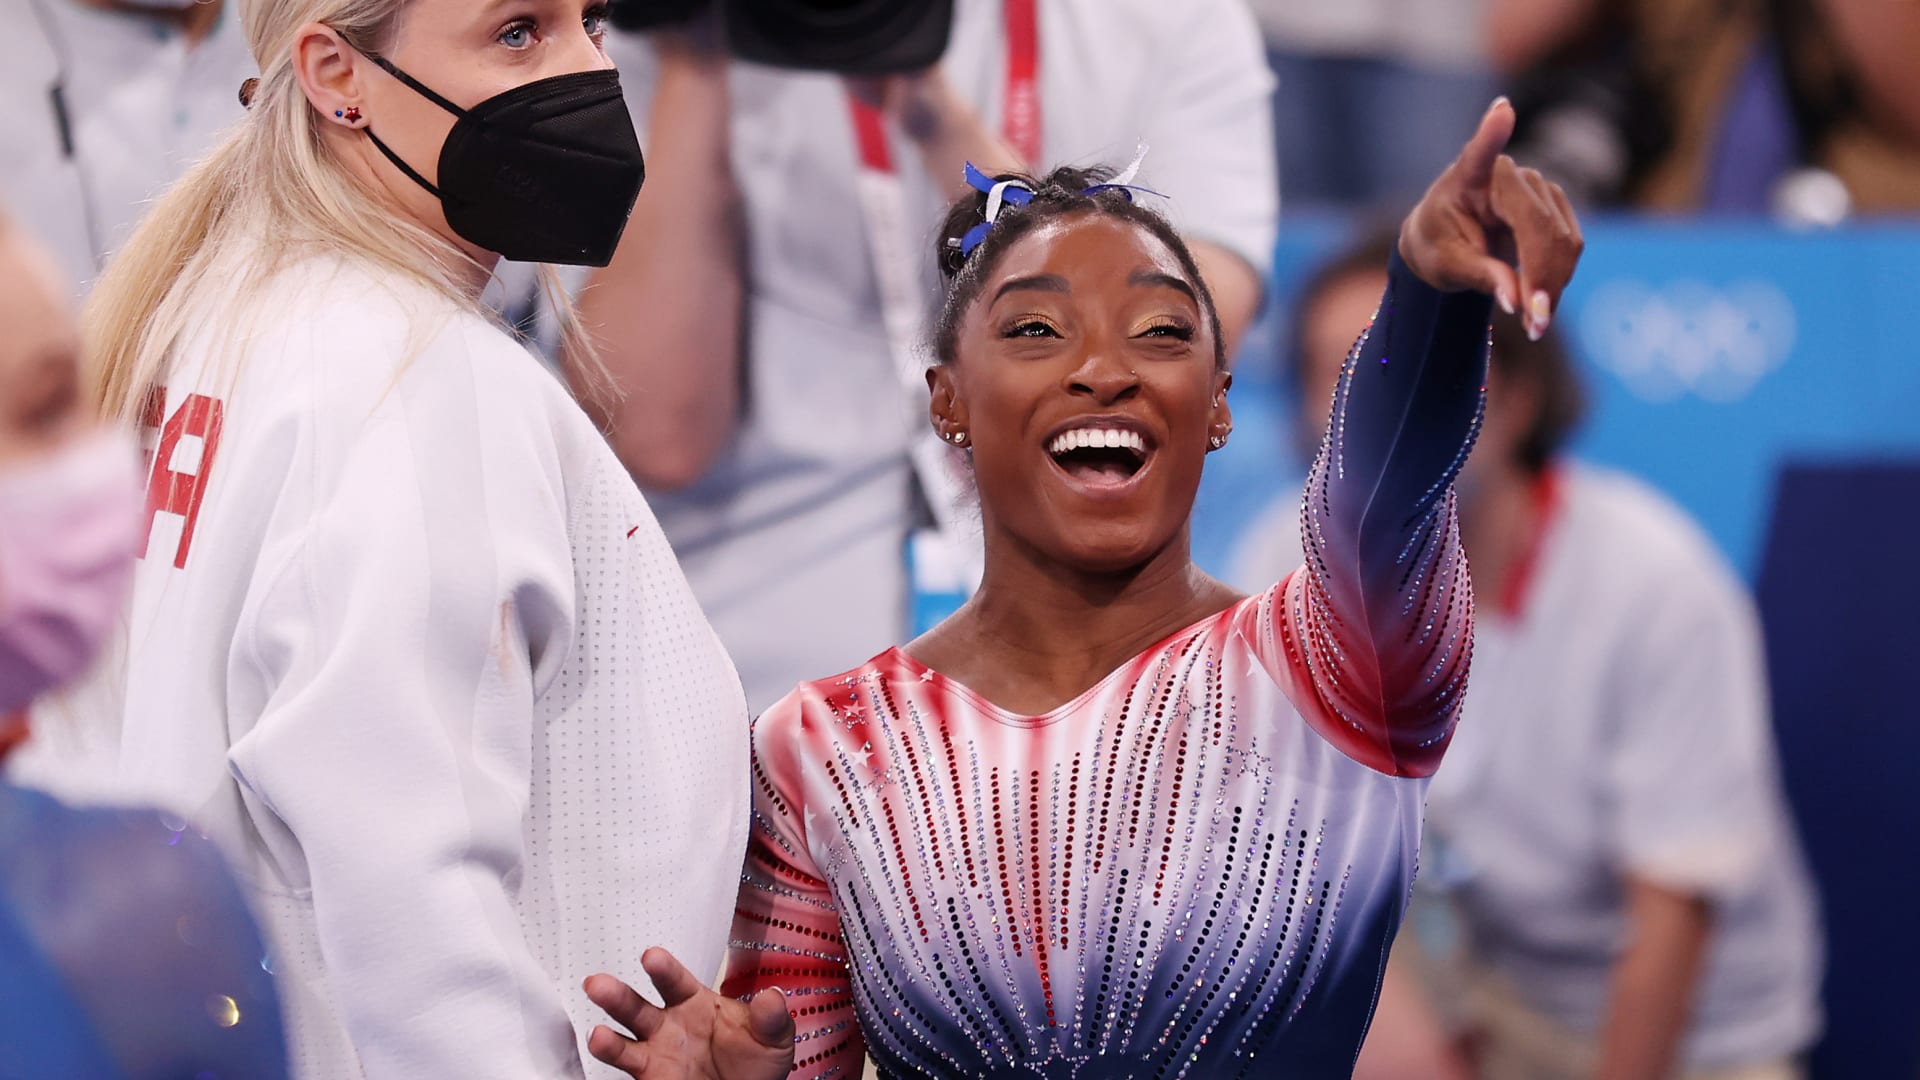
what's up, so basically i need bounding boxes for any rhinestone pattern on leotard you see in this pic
[729,596,1437,1079]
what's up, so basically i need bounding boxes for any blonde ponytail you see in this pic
[86,134,250,421]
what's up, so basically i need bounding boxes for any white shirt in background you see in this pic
[1241,0,1488,71]
[3,0,252,296]
[96,249,750,1078]
[605,0,1278,711]
[1229,462,1823,1070]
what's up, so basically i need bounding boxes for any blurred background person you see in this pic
[574,0,1277,711]
[74,0,752,1073]
[1234,230,1824,1080]
[0,211,288,1079]
[1488,0,1920,216]
[4,0,252,297]
[1244,0,1498,213]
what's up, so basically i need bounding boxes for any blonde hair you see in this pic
[86,0,606,421]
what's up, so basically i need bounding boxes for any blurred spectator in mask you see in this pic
[1233,230,1823,1080]
[0,212,288,1079]
[3,0,252,297]
[1244,0,1497,211]
[1490,0,1920,216]
[577,0,1277,710]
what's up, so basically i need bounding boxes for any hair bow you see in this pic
[952,143,1166,260]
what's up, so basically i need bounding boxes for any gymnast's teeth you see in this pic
[1048,428,1147,456]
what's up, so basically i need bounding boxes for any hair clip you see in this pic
[238,77,260,109]
[958,162,1035,258]
[951,145,1169,261]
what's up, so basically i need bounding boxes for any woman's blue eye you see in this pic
[499,22,533,48]
[584,11,608,36]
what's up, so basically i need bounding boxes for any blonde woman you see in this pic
[81,0,749,1076]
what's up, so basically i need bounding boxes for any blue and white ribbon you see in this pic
[953,144,1167,260]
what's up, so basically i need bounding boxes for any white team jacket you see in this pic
[108,250,751,1078]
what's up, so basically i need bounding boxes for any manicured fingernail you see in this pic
[1529,290,1553,325]
[1496,289,1516,316]
[1526,318,1545,342]
[1489,96,1511,114]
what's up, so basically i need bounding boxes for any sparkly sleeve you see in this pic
[722,701,866,1080]
[1276,250,1490,778]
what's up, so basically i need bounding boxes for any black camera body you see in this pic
[609,0,954,75]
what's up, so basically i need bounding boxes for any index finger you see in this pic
[1453,98,1517,191]
[640,946,708,1009]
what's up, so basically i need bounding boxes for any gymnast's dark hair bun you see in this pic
[933,164,1120,277]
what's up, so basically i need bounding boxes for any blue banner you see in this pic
[1195,218,1920,580]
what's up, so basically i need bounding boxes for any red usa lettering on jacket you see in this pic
[139,388,224,570]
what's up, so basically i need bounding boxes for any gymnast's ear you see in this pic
[927,364,970,446]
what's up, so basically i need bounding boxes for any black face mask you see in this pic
[358,55,645,267]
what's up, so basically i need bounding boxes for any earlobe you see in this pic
[927,364,968,442]
[1207,373,1234,452]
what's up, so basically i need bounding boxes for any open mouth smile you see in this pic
[1044,421,1155,495]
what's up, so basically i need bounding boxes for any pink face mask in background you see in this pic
[0,432,143,713]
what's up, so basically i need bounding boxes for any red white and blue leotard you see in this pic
[725,255,1491,1078]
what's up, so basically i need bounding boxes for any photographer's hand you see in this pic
[847,69,1023,200]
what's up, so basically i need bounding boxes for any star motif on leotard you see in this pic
[835,692,867,730]
[1227,744,1276,779]
[1169,694,1196,727]
[843,701,865,721]
[820,836,852,877]
[918,669,936,683]
[863,741,902,788]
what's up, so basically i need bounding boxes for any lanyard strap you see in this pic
[1001,0,1042,165]
[846,0,1042,544]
